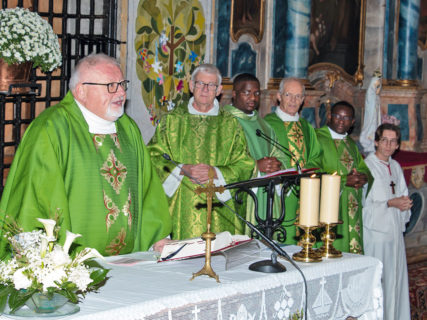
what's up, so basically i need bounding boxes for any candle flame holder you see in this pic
[292,225,322,262]
[317,221,342,258]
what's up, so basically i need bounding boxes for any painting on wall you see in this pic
[309,0,365,82]
[230,0,265,43]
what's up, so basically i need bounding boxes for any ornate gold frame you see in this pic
[230,0,265,43]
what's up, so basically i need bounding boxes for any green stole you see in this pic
[264,112,321,244]
[149,105,255,240]
[313,126,373,254]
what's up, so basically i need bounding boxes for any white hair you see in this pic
[191,64,222,85]
[69,53,121,90]
[279,77,305,96]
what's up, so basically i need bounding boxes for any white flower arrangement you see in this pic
[0,216,108,314]
[0,7,62,72]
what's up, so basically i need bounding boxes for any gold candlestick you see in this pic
[292,225,322,262]
[318,222,342,258]
[190,168,224,283]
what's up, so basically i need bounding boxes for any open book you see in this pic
[159,231,252,262]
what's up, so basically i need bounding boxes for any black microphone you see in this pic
[161,152,308,318]
[255,129,302,174]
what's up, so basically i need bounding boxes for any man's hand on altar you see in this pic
[257,157,282,174]
[181,164,217,184]
[153,238,172,253]
[346,169,368,189]
[387,196,413,211]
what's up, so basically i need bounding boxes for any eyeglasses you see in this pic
[193,80,218,91]
[331,114,353,121]
[283,92,303,100]
[82,80,130,93]
[238,90,261,97]
[379,137,399,145]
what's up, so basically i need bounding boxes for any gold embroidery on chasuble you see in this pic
[285,122,306,168]
[106,228,127,256]
[122,190,132,227]
[349,237,362,254]
[103,191,120,231]
[93,134,105,151]
[347,193,358,219]
[109,133,122,151]
[336,139,354,173]
[100,149,127,194]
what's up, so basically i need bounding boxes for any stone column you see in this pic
[397,0,421,82]
[284,0,311,79]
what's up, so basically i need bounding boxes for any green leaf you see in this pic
[90,269,109,285]
[8,289,32,313]
[194,34,206,46]
[143,78,153,93]
[137,25,152,35]
[151,17,159,34]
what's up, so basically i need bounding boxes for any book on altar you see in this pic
[159,231,252,262]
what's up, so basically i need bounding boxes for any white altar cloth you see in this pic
[0,245,383,320]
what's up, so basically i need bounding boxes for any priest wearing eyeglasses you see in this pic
[148,64,254,240]
[312,101,372,254]
[223,73,285,235]
[264,77,321,244]
[0,53,172,258]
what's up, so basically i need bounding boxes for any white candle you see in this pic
[319,174,341,223]
[299,177,320,226]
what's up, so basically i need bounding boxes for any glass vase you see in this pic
[25,292,68,314]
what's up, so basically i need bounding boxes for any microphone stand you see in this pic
[255,129,302,174]
[162,153,308,319]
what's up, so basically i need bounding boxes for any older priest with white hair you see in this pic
[149,64,254,240]
[0,53,172,258]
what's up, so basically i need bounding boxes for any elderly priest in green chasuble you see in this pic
[264,78,321,244]
[311,101,372,254]
[0,54,172,258]
[223,73,286,236]
[149,64,255,240]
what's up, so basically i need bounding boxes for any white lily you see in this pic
[37,218,56,238]
[39,234,48,258]
[75,248,104,264]
[63,230,81,254]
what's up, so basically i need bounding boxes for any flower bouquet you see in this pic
[0,7,62,72]
[0,216,109,314]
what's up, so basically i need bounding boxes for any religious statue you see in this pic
[359,70,382,155]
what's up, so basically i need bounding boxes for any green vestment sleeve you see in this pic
[0,92,172,258]
[148,105,255,239]
[314,125,373,253]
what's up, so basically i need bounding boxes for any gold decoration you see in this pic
[190,168,225,282]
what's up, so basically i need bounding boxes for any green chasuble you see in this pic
[148,104,255,240]
[223,105,286,236]
[264,112,321,244]
[312,126,373,254]
[0,92,172,258]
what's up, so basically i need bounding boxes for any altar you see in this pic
[0,245,383,320]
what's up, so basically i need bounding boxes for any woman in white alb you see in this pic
[363,123,412,320]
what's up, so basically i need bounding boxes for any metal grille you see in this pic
[0,0,122,194]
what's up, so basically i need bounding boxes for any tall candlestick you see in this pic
[299,177,320,226]
[320,174,341,223]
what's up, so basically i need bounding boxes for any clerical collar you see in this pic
[232,105,255,117]
[75,100,117,134]
[328,126,347,140]
[188,97,219,116]
[275,107,299,122]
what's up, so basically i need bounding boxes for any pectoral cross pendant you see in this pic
[390,181,395,194]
